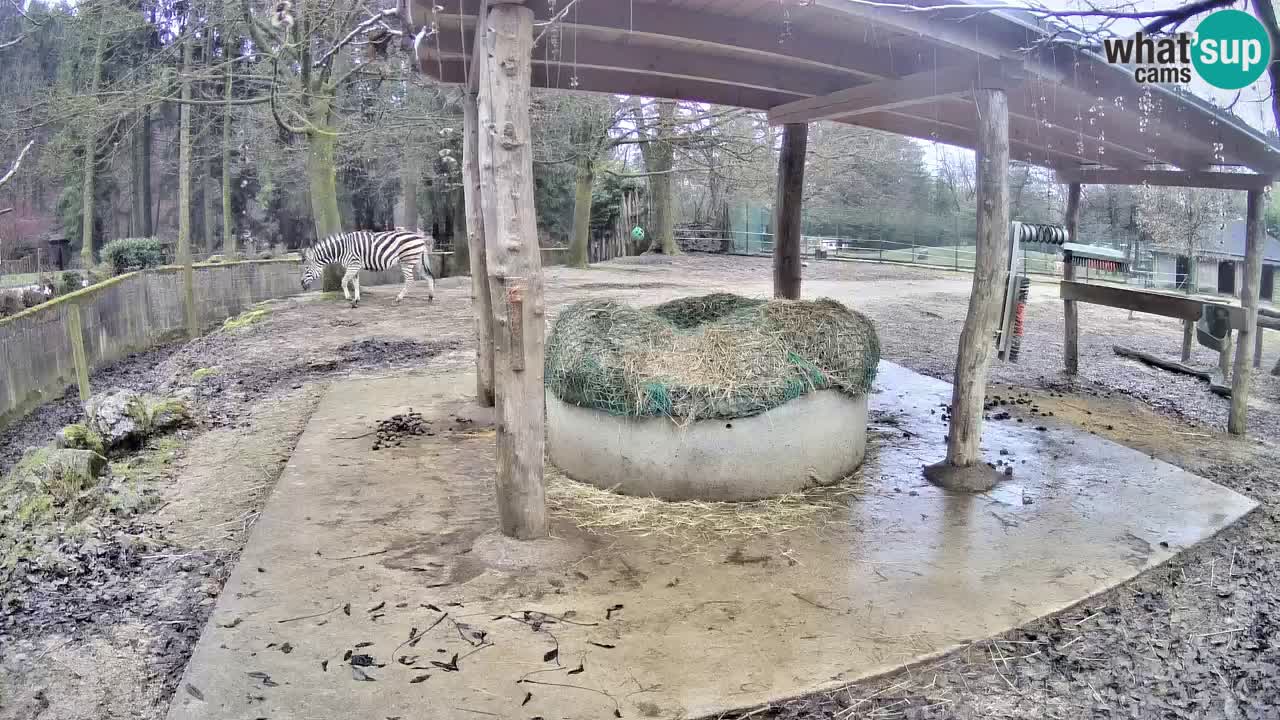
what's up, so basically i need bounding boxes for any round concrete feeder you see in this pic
[546,389,868,502]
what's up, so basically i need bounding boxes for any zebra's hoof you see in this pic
[350,301,359,309]
[428,295,435,303]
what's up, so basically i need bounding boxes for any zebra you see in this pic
[299,229,435,308]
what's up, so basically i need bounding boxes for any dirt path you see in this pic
[2,254,1278,719]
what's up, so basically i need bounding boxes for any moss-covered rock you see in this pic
[191,367,219,382]
[1,447,108,526]
[55,423,106,455]
[148,397,191,432]
[222,306,270,331]
[86,390,192,452]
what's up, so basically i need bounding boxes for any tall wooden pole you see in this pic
[773,122,807,300]
[1062,183,1082,374]
[1229,188,1266,435]
[927,88,1010,491]
[477,2,547,539]
[463,92,495,407]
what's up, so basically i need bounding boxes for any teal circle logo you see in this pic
[1192,10,1271,90]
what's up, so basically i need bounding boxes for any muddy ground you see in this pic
[2,254,1279,719]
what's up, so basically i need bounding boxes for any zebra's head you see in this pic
[299,248,321,289]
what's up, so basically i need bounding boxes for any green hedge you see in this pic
[102,238,165,275]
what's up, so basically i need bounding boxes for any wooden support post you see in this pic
[477,2,547,540]
[773,122,807,300]
[1062,183,1081,374]
[927,88,1009,491]
[1181,320,1194,362]
[1229,188,1266,435]
[65,302,91,403]
[463,92,495,407]
[1219,329,1233,379]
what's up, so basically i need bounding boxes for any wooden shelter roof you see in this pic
[406,0,1280,182]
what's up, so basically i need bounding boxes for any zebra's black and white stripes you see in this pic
[299,229,435,307]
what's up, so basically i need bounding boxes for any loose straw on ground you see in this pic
[545,465,861,540]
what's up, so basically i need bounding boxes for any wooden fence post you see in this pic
[66,302,91,403]
[477,2,547,540]
[773,122,807,300]
[1229,188,1265,435]
[463,91,495,407]
[1063,183,1081,374]
[927,87,1010,491]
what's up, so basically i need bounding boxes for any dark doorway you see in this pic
[1218,260,1236,295]
[1263,265,1275,301]
[1175,255,1191,289]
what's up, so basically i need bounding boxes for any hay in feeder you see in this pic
[544,293,880,422]
[545,465,860,539]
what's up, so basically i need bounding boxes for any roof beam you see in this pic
[426,18,861,99]
[862,98,1151,169]
[810,0,1012,60]
[1056,168,1274,191]
[419,0,931,81]
[1040,44,1280,175]
[419,56,811,111]
[768,60,1022,126]
[852,111,1084,170]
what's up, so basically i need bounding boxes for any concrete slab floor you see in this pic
[168,364,1257,720]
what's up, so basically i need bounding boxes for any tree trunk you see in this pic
[222,47,235,257]
[463,93,494,407]
[131,119,144,236]
[307,124,344,291]
[178,34,199,339]
[477,3,546,540]
[1230,188,1266,434]
[201,22,216,256]
[451,185,468,275]
[1063,183,1082,374]
[644,101,678,255]
[1182,320,1194,362]
[568,155,593,268]
[202,149,216,255]
[80,19,108,266]
[772,122,807,300]
[397,161,419,229]
[931,88,1010,490]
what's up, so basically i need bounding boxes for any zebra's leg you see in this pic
[396,264,415,304]
[342,267,359,307]
[421,257,435,302]
[353,274,362,303]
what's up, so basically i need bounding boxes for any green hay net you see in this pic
[544,293,880,422]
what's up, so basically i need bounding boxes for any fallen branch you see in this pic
[0,140,35,189]
[1113,345,1231,398]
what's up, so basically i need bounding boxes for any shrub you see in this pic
[0,293,21,318]
[19,288,45,308]
[89,263,115,285]
[60,271,83,295]
[102,237,165,274]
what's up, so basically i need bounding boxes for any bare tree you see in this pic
[1136,186,1235,292]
